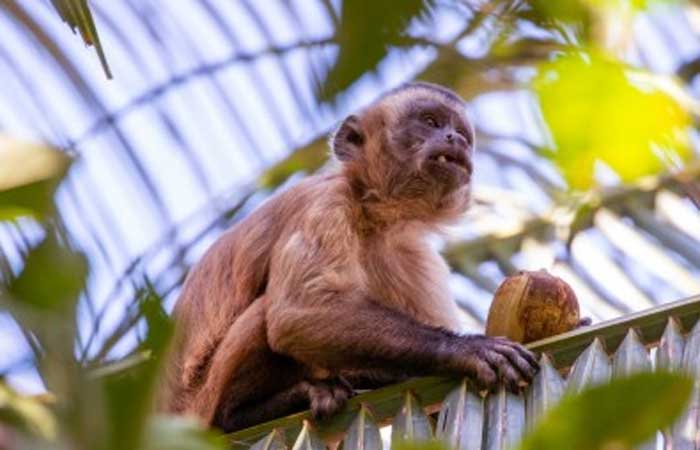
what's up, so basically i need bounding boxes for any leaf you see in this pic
[3,233,103,449]
[483,386,525,450]
[6,233,87,316]
[343,405,382,450]
[250,429,287,450]
[526,354,565,432]
[517,372,694,450]
[49,0,112,78]
[318,0,436,102]
[656,319,688,446]
[144,415,227,450]
[435,379,484,450]
[0,135,71,221]
[670,320,700,448]
[0,382,56,440]
[291,420,325,450]
[611,329,651,378]
[101,282,174,450]
[566,338,611,395]
[391,391,432,447]
[534,52,691,190]
[655,318,685,372]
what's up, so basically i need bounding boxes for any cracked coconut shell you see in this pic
[485,269,581,343]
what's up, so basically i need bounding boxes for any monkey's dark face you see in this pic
[333,84,475,212]
[389,98,474,195]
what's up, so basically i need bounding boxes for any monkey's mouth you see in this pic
[427,150,472,175]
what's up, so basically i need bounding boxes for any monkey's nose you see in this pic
[446,132,454,143]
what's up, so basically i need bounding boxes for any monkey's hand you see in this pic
[301,377,354,421]
[451,335,539,393]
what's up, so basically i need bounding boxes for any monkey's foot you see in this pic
[305,377,354,422]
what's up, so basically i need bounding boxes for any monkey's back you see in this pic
[160,173,345,412]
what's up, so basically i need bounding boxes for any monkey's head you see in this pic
[332,82,475,223]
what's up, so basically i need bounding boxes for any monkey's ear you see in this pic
[332,115,364,161]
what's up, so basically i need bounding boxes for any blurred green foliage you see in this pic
[0,137,223,449]
[518,371,693,450]
[0,137,70,221]
[534,52,692,189]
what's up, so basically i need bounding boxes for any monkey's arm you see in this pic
[267,296,536,392]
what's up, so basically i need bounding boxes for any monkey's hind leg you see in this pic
[214,377,354,432]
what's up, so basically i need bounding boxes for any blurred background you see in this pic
[0,0,699,400]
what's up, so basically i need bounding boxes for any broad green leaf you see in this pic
[534,52,691,190]
[0,136,70,221]
[145,415,226,450]
[518,372,693,450]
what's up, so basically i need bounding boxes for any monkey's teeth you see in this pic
[437,155,447,163]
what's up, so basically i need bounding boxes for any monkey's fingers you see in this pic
[491,337,539,369]
[491,343,538,381]
[483,350,527,393]
[463,356,498,392]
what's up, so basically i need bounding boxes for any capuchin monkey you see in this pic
[159,82,539,432]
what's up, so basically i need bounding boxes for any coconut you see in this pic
[485,269,582,343]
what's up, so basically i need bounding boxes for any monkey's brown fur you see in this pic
[160,82,538,432]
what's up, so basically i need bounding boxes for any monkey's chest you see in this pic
[363,245,461,331]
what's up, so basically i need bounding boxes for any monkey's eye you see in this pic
[456,127,470,141]
[422,114,439,128]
